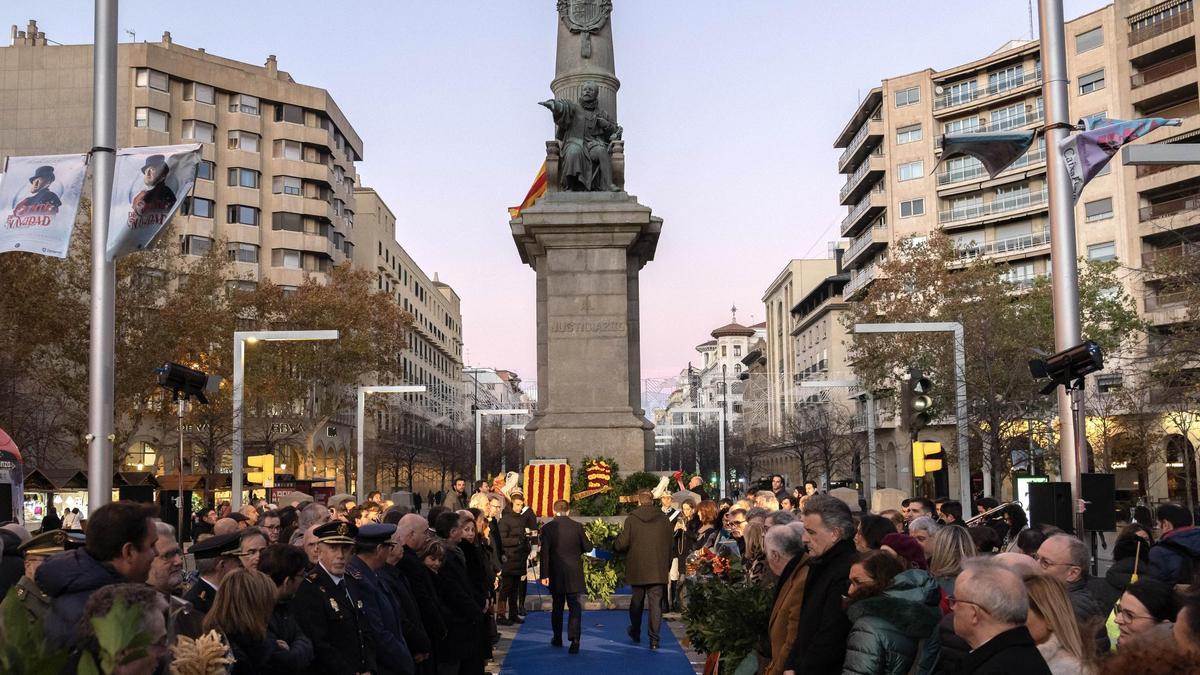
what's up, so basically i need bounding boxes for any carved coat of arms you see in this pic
[557,0,613,58]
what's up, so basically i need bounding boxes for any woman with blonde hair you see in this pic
[1025,574,1091,673]
[202,568,283,673]
[742,521,770,584]
[927,525,976,592]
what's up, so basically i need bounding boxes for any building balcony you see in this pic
[939,187,1048,227]
[1129,7,1194,48]
[844,220,889,268]
[1144,290,1191,326]
[933,70,1042,115]
[934,108,1044,150]
[838,116,884,173]
[1132,50,1197,89]
[937,144,1046,188]
[1139,192,1200,221]
[955,228,1051,262]
[839,152,886,205]
[840,184,887,238]
[1142,241,1200,273]
[843,261,879,298]
[1007,271,1050,291]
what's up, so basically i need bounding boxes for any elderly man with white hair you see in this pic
[764,522,807,675]
[952,559,1051,673]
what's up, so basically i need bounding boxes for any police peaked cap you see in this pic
[20,529,85,556]
[315,520,357,545]
[190,532,243,559]
[356,523,396,546]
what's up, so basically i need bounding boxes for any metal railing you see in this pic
[937,144,1046,186]
[934,70,1042,110]
[956,228,1051,259]
[845,226,877,263]
[1131,50,1197,88]
[838,112,884,170]
[841,183,886,234]
[1145,290,1189,310]
[844,262,878,296]
[1129,7,1194,46]
[1139,193,1200,221]
[1143,241,1200,268]
[939,187,1049,224]
[840,149,884,202]
[936,108,1044,149]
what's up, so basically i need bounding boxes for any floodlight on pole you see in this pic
[232,330,338,510]
[357,385,427,500]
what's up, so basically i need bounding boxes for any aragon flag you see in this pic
[937,130,1038,179]
[508,162,548,219]
[1059,117,1181,204]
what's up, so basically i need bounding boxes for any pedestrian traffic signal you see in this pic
[247,453,275,488]
[912,441,943,478]
[908,368,934,434]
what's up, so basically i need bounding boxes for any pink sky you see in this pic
[23,0,1109,380]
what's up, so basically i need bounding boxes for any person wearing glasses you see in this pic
[147,522,203,642]
[259,510,284,544]
[950,559,1052,673]
[238,527,269,572]
[1113,578,1179,650]
[1035,534,1106,623]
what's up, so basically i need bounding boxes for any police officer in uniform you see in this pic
[0,529,85,631]
[293,521,377,675]
[182,532,243,615]
[348,523,414,675]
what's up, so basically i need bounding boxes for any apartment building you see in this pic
[833,0,1200,500]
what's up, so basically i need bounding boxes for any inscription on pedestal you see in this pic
[550,319,627,334]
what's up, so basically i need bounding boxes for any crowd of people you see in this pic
[666,475,1200,674]
[0,481,549,674]
[4,474,1200,674]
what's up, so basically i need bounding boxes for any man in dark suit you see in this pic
[348,523,414,675]
[292,521,377,675]
[614,490,673,650]
[539,499,592,654]
[182,532,243,616]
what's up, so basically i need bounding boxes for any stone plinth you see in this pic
[510,191,661,473]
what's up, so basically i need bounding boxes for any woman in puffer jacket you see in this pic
[842,549,943,675]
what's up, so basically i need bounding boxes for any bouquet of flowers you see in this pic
[682,546,771,673]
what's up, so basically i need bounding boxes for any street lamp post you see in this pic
[852,322,970,507]
[669,407,728,498]
[356,385,427,500]
[474,409,529,481]
[232,330,338,510]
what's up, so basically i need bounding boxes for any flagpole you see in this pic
[88,0,118,509]
[1038,0,1084,530]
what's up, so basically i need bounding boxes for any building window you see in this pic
[275,103,305,125]
[722,345,727,357]
[179,234,212,256]
[228,130,260,153]
[896,124,922,145]
[734,364,742,374]
[227,242,259,263]
[1087,241,1116,261]
[272,248,303,269]
[196,160,215,181]
[943,117,980,135]
[273,212,304,232]
[229,94,260,115]
[1076,27,1104,53]
[226,204,260,226]
[273,176,303,196]
[898,160,924,181]
[1084,197,1113,222]
[1079,69,1105,94]
[895,86,920,107]
[1097,373,1123,392]
[227,168,260,189]
[184,196,213,218]
[900,198,925,217]
[182,119,215,143]
[134,107,168,132]
[990,102,1026,130]
[946,79,978,106]
[273,139,302,160]
[1000,261,1036,284]
[184,82,215,105]
[135,68,169,92]
[734,345,742,357]
[987,65,1024,94]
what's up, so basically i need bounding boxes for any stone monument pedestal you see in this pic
[510,191,661,473]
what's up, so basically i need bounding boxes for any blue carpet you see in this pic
[501,609,694,674]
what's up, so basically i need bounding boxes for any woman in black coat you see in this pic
[432,512,486,675]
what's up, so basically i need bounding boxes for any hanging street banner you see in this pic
[106,143,202,260]
[0,153,88,258]
[937,130,1037,179]
[1060,117,1181,204]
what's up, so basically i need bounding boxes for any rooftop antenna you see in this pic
[124,29,135,42]
[1028,0,1035,40]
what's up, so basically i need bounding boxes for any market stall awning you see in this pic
[114,471,158,487]
[155,473,233,491]
[22,467,87,491]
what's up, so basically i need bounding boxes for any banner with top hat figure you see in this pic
[106,143,202,259]
[0,153,87,258]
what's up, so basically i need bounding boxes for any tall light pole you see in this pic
[356,385,426,500]
[87,0,118,510]
[1039,0,1085,517]
[232,330,338,510]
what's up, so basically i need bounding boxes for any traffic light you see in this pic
[912,441,943,478]
[907,368,934,435]
[247,454,275,488]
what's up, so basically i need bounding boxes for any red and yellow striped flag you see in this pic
[507,162,548,219]
[523,462,571,517]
